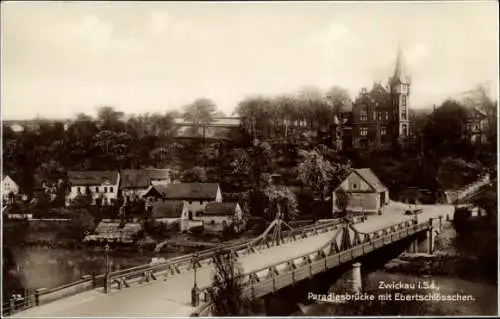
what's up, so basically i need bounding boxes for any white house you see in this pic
[198,202,244,233]
[2,174,20,202]
[143,183,222,219]
[332,168,389,215]
[66,171,120,206]
[120,168,171,202]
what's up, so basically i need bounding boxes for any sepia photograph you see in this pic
[1,1,498,317]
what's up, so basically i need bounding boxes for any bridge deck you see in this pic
[11,202,454,317]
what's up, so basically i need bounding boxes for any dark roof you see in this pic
[353,168,387,192]
[466,107,487,118]
[120,169,170,189]
[68,171,119,186]
[202,202,239,216]
[152,200,185,218]
[162,183,220,200]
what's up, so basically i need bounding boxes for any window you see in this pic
[360,111,368,121]
[378,112,382,121]
[385,112,389,120]
[373,111,376,120]
[402,107,407,120]
[95,187,99,192]
[77,187,81,193]
[381,127,387,136]
[402,124,408,136]
[211,220,215,225]
[402,95,407,107]
[109,187,113,193]
[360,127,368,136]
[188,201,192,205]
[353,183,358,189]
[104,187,108,193]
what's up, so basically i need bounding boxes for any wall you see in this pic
[333,192,380,214]
[122,188,148,201]
[184,200,209,217]
[66,178,120,206]
[198,215,231,232]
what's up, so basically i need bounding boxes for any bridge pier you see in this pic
[350,263,362,293]
[426,228,434,254]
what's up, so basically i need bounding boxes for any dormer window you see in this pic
[353,183,358,190]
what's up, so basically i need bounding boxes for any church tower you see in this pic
[388,46,411,144]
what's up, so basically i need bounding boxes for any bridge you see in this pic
[8,201,455,318]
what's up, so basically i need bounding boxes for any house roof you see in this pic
[466,107,487,118]
[345,168,387,192]
[120,169,170,189]
[202,202,239,216]
[158,183,220,200]
[152,200,185,218]
[68,171,119,186]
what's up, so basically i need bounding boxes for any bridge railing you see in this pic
[105,218,345,292]
[194,218,428,313]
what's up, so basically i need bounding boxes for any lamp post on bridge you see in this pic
[191,253,200,307]
[104,242,110,293]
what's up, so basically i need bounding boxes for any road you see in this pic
[11,202,454,317]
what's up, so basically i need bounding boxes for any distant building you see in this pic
[66,171,120,206]
[120,168,171,202]
[151,200,190,230]
[332,168,389,215]
[465,107,488,143]
[143,183,222,219]
[342,47,412,149]
[198,202,243,233]
[174,117,241,140]
[2,174,20,203]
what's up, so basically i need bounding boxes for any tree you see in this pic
[209,249,251,316]
[263,184,299,221]
[67,208,96,239]
[297,149,334,201]
[97,106,125,131]
[183,98,217,139]
[335,188,349,219]
[472,187,497,226]
[423,100,469,157]
[325,85,352,114]
[181,166,208,183]
[70,188,93,209]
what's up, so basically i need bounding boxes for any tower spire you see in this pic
[392,44,406,84]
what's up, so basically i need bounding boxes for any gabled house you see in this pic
[143,183,222,219]
[151,200,187,222]
[2,174,20,203]
[198,202,243,233]
[120,168,171,201]
[465,107,488,143]
[66,171,120,206]
[332,168,389,215]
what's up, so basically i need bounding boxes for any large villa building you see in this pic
[341,47,413,149]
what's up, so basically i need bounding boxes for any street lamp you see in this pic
[104,242,110,293]
[191,253,200,307]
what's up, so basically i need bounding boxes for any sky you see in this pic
[1,1,498,120]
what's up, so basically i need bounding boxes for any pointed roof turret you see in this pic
[390,45,410,86]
